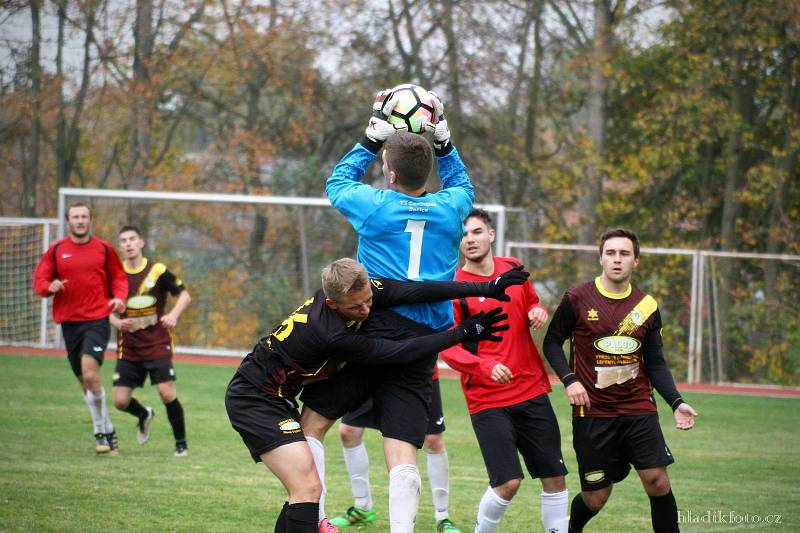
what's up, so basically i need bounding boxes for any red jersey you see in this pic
[441,256,551,414]
[33,236,127,324]
[117,258,186,361]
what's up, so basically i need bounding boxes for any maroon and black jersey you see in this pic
[235,277,499,401]
[117,258,185,361]
[543,277,683,417]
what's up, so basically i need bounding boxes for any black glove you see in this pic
[484,265,530,301]
[458,307,509,342]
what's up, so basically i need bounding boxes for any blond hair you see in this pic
[321,258,370,301]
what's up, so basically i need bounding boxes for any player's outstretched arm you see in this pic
[330,308,509,367]
[371,266,530,307]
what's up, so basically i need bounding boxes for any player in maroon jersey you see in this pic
[439,209,569,533]
[110,226,192,457]
[225,258,522,533]
[33,203,128,454]
[543,228,697,533]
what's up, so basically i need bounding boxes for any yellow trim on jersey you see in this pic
[594,276,631,299]
[124,257,149,275]
[615,295,658,335]
[136,262,167,296]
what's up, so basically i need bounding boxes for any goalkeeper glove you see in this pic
[424,90,451,151]
[483,265,530,302]
[364,88,406,144]
[457,307,509,342]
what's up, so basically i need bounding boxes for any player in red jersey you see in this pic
[33,203,128,454]
[110,226,192,457]
[542,228,697,533]
[440,209,569,533]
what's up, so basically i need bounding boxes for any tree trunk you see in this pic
[128,0,155,229]
[441,0,462,137]
[578,0,610,275]
[22,0,42,216]
[764,27,798,302]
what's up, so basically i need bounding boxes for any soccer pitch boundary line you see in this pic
[2,344,799,399]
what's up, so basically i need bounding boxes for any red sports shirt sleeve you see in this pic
[33,245,56,297]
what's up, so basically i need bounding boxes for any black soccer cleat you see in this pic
[137,406,155,444]
[94,433,110,454]
[105,430,119,456]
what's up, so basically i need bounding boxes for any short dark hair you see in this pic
[118,225,142,236]
[599,228,640,258]
[384,132,433,190]
[66,202,91,219]
[465,208,492,228]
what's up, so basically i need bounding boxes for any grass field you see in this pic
[0,353,798,532]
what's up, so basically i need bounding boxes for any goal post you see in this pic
[0,217,59,347]
[505,241,800,386]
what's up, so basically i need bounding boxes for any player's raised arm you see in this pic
[370,265,530,307]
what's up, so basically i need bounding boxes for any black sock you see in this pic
[285,502,318,533]
[165,398,186,444]
[569,493,599,532]
[122,397,148,419]
[650,490,679,533]
[274,501,288,533]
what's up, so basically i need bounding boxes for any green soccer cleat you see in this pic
[329,506,377,528]
[436,518,462,533]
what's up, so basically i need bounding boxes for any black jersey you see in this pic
[235,277,494,400]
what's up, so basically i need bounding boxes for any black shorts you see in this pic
[341,377,446,435]
[572,413,675,491]
[225,373,306,462]
[113,358,176,388]
[300,308,438,449]
[470,394,568,487]
[61,318,110,377]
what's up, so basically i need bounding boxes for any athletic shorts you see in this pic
[341,377,446,435]
[61,318,110,377]
[225,372,305,462]
[113,358,176,388]
[572,413,675,491]
[300,308,438,449]
[470,394,568,487]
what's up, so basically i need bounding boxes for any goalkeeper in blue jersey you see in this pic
[300,90,471,533]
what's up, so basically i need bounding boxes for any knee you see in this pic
[494,478,521,501]
[112,395,128,411]
[294,477,323,502]
[582,489,611,512]
[423,433,444,453]
[643,473,671,496]
[158,388,176,404]
[541,475,567,493]
[339,424,363,448]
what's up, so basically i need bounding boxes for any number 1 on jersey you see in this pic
[404,220,426,279]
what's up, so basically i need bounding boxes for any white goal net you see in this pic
[0,218,60,347]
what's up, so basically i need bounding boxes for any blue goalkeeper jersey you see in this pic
[327,143,474,331]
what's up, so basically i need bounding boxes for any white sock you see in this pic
[388,463,421,533]
[541,489,569,533]
[343,443,373,511]
[474,486,511,533]
[306,436,327,523]
[427,451,450,521]
[84,388,110,434]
